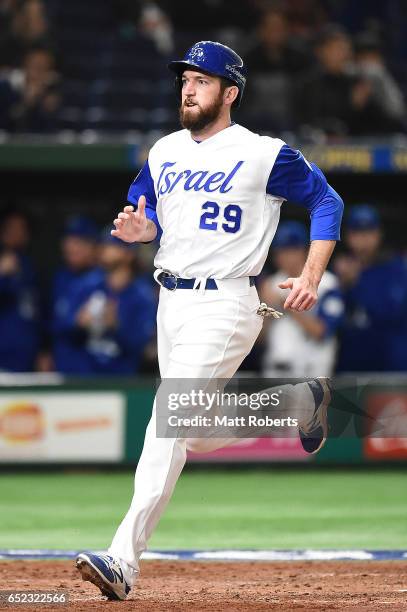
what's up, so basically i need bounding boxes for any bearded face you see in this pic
[178,70,227,132]
[179,90,224,131]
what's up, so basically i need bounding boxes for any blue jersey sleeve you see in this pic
[128,160,162,241]
[267,145,344,241]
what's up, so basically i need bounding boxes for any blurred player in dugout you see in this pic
[335,204,407,372]
[48,215,101,373]
[49,221,156,375]
[0,209,39,371]
[260,221,344,377]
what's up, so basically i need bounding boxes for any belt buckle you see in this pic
[161,269,179,291]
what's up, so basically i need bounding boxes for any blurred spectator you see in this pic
[297,25,404,138]
[0,0,51,67]
[0,0,17,29]
[0,0,18,64]
[0,1,23,129]
[284,0,327,39]
[140,3,174,55]
[353,31,405,130]
[244,7,312,130]
[0,73,19,130]
[48,216,101,374]
[335,205,407,372]
[246,8,311,75]
[55,230,157,375]
[116,0,174,56]
[0,209,39,371]
[260,221,343,377]
[11,46,61,132]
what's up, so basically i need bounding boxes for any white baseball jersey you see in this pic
[128,124,343,280]
[129,124,285,278]
[149,125,284,278]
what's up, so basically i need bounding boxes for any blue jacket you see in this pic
[51,267,104,374]
[51,268,157,374]
[0,252,39,371]
[337,255,407,372]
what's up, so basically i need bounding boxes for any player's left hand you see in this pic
[278,277,318,311]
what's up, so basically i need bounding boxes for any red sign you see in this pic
[0,403,44,443]
[364,392,407,460]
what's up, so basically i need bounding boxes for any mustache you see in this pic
[183,98,199,107]
[179,90,223,131]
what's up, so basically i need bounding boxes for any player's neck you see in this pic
[190,113,233,142]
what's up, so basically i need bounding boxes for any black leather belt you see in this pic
[157,271,255,291]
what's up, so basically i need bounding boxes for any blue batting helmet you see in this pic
[100,226,136,250]
[273,221,309,248]
[346,204,380,230]
[168,41,247,108]
[63,216,98,241]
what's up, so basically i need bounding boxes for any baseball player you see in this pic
[76,41,344,600]
[335,204,407,371]
[261,220,344,377]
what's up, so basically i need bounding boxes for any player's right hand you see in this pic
[111,195,148,243]
[278,277,318,311]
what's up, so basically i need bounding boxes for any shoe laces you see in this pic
[99,554,121,573]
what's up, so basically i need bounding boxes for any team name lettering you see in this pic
[157,161,244,195]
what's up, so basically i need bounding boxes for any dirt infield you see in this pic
[0,560,406,611]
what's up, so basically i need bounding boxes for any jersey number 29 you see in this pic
[199,201,242,234]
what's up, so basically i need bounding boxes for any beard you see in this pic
[179,92,224,132]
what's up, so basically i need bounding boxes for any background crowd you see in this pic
[0,0,406,376]
[1,203,407,376]
[0,0,406,139]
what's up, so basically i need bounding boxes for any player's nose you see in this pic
[183,81,196,96]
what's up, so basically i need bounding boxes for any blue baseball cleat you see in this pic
[299,378,331,454]
[76,552,131,601]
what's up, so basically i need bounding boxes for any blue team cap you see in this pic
[273,221,309,248]
[99,226,135,249]
[346,205,380,230]
[63,216,98,241]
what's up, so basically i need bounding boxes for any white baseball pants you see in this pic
[108,278,314,584]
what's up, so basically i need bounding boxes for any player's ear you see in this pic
[224,85,239,107]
